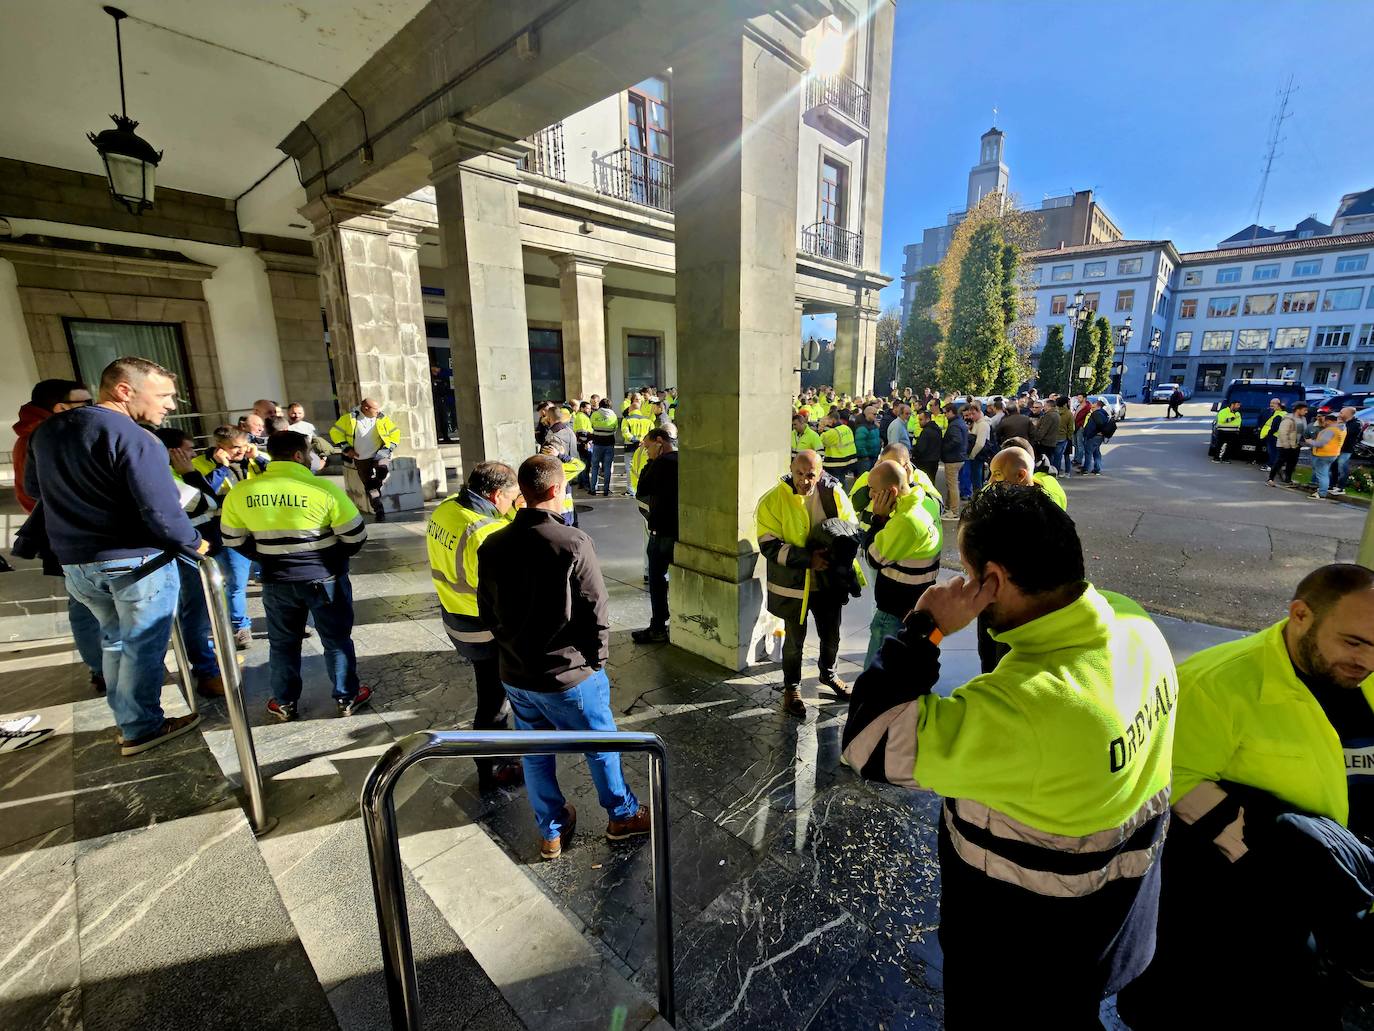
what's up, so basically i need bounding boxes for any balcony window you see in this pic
[1201,330,1233,351]
[518,122,566,182]
[819,156,848,228]
[801,222,863,265]
[592,147,673,211]
[803,16,870,146]
[1282,290,1318,313]
[1207,296,1239,318]
[1323,287,1364,311]
[1274,327,1309,350]
[1243,294,1277,316]
[628,77,671,161]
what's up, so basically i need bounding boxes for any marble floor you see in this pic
[2,485,1263,1030]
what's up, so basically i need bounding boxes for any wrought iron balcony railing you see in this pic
[592,146,673,213]
[801,222,863,266]
[804,73,871,129]
[519,122,566,182]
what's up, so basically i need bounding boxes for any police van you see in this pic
[1209,378,1306,458]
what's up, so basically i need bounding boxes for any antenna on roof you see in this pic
[1250,75,1297,241]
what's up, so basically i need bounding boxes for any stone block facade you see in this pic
[261,252,335,428]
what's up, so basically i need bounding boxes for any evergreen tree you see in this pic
[940,223,1006,395]
[1092,315,1114,393]
[1037,325,1066,395]
[899,266,943,392]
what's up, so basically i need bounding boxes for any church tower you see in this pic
[965,126,1009,212]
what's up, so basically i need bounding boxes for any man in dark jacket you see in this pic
[912,410,942,484]
[477,455,651,860]
[940,404,970,519]
[26,357,207,756]
[1081,399,1112,475]
[632,425,679,644]
[996,401,1034,445]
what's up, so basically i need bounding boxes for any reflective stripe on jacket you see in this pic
[864,491,941,616]
[1215,409,1241,430]
[755,474,857,622]
[329,409,401,451]
[622,414,653,447]
[791,427,823,455]
[820,425,857,471]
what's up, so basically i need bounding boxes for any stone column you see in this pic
[553,254,609,401]
[303,196,445,507]
[259,250,335,426]
[415,120,535,480]
[669,20,807,671]
[793,299,805,396]
[834,306,880,396]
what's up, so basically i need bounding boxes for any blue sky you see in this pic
[803,0,1374,342]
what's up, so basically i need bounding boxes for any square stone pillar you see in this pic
[415,120,535,480]
[303,196,446,508]
[834,306,880,396]
[669,22,806,671]
[553,254,609,401]
[259,250,335,426]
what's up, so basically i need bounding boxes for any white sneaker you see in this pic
[0,714,40,733]
[0,726,54,752]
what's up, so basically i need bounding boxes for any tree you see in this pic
[1037,325,1066,395]
[898,266,943,392]
[873,307,902,393]
[1091,315,1114,393]
[939,222,1006,395]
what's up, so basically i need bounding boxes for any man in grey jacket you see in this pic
[1266,402,1309,487]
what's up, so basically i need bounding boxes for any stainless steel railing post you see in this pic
[185,551,272,835]
[167,617,199,716]
[360,730,675,1030]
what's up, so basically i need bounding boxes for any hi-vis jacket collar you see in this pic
[989,583,1110,654]
[1254,618,1374,707]
[261,460,318,483]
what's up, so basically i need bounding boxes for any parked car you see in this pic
[1306,385,1340,404]
[1088,394,1126,421]
[1151,384,1189,403]
[1209,378,1307,459]
[1313,391,1374,416]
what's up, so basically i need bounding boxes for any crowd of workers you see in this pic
[1212,396,1366,501]
[5,359,1374,1027]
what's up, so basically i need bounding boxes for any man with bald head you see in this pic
[862,458,942,668]
[330,396,401,520]
[756,449,860,716]
[990,444,1067,512]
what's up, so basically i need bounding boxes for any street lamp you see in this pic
[87,6,162,214]
[1141,328,1162,400]
[1113,314,1133,393]
[1064,288,1089,396]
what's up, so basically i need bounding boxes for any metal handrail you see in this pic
[360,730,675,1029]
[592,146,674,213]
[170,550,272,835]
[168,619,199,716]
[804,72,871,128]
[801,221,864,266]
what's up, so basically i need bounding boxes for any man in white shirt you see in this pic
[285,402,317,442]
[329,397,399,520]
[965,402,992,493]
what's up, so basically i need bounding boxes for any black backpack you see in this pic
[1099,415,1118,439]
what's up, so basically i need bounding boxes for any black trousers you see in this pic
[647,534,674,630]
[355,457,391,508]
[1166,402,1182,419]
[1269,446,1299,482]
[465,652,511,779]
[781,591,843,688]
[914,460,939,484]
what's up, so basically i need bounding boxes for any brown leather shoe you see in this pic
[196,676,225,698]
[540,804,576,861]
[605,804,651,841]
[119,713,202,757]
[782,686,806,718]
[821,675,851,701]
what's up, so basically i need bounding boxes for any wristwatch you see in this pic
[904,609,944,647]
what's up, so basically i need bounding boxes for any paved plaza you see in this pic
[1,410,1369,1030]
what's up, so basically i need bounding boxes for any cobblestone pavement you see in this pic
[936,402,1368,633]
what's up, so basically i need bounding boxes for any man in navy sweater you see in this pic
[26,356,208,756]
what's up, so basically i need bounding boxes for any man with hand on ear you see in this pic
[841,484,1178,1027]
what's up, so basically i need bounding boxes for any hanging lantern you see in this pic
[87,7,162,214]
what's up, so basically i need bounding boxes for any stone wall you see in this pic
[261,252,335,427]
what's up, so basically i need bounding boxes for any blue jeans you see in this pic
[503,669,639,840]
[864,609,904,670]
[1312,455,1336,498]
[1334,452,1353,489]
[216,547,252,631]
[66,588,103,676]
[63,554,181,741]
[176,561,219,679]
[1052,440,1070,475]
[1083,435,1104,474]
[958,460,973,499]
[261,575,359,704]
[1073,428,1085,468]
[1265,435,1279,469]
[968,458,989,494]
[590,443,616,495]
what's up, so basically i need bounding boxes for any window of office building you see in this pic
[1274,327,1310,350]
[1282,290,1318,313]
[1314,325,1353,349]
[66,320,196,423]
[626,333,662,391]
[1052,264,1073,282]
[1323,287,1364,311]
[1156,293,1170,315]
[1050,294,1067,316]
[1174,331,1192,353]
[1216,267,1242,284]
[1237,329,1269,351]
[1117,257,1142,275]
[1355,363,1372,386]
[1313,365,1335,386]
[1179,298,1197,319]
[1201,330,1232,351]
[1243,294,1277,316]
[1293,259,1322,276]
[1082,292,1100,312]
[1207,296,1239,318]
[1115,289,1134,313]
[1183,270,1202,286]
[527,326,565,401]
[1335,254,1369,274]
[1084,261,1106,278]
[1360,324,1374,348]
[1252,263,1280,281]
[819,156,848,227]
